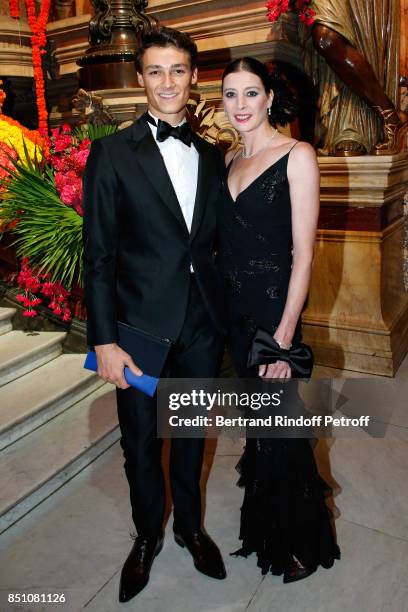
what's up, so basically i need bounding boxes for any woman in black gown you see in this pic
[218,57,340,582]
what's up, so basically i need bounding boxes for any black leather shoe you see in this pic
[174,528,226,580]
[119,533,164,603]
[283,557,316,584]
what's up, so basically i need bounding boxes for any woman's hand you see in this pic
[258,360,292,379]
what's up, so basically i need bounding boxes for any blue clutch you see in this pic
[84,322,172,397]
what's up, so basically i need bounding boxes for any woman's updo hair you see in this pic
[222,57,297,127]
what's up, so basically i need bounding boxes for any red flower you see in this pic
[55,171,83,208]
[23,309,37,318]
[72,147,90,168]
[42,281,56,297]
[48,126,90,215]
[266,0,290,22]
[266,0,315,26]
[79,138,91,150]
[62,308,72,322]
[16,259,71,322]
[29,297,42,307]
[299,6,316,25]
[52,134,72,153]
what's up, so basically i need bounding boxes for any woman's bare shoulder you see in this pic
[287,140,317,171]
[289,140,317,159]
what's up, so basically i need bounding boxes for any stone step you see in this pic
[0,354,106,451]
[0,307,16,336]
[0,330,66,386]
[0,383,119,534]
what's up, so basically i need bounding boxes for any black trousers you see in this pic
[116,276,224,537]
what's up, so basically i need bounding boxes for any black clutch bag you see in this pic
[247,327,314,378]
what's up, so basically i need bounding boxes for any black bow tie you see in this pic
[146,114,192,147]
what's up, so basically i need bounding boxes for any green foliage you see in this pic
[73,123,118,142]
[0,123,119,290]
[0,144,83,289]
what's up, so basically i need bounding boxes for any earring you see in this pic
[268,107,272,116]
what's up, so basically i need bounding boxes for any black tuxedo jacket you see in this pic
[83,113,226,347]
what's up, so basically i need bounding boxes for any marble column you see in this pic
[303,154,408,376]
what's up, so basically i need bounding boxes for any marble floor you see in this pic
[1,355,408,612]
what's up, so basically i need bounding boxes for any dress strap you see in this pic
[288,141,300,155]
[226,147,242,173]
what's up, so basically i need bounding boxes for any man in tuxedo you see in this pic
[83,27,226,603]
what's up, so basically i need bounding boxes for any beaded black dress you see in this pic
[217,146,340,579]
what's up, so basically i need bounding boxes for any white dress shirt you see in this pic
[147,112,199,233]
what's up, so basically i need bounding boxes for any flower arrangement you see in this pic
[1,9,118,322]
[0,117,44,163]
[266,0,316,27]
[0,122,118,321]
[9,0,51,134]
[0,82,44,231]
[16,257,71,320]
[48,124,91,216]
[8,1,51,132]
[1,130,86,292]
[0,80,45,161]
[0,142,18,190]
[25,0,52,134]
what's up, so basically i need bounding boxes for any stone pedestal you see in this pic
[303,154,408,376]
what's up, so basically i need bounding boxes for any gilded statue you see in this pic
[299,0,406,155]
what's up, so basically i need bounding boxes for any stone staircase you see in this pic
[0,307,120,534]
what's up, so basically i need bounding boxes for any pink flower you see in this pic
[23,309,37,318]
[41,282,56,297]
[17,273,41,293]
[54,170,83,209]
[27,278,41,292]
[62,309,72,321]
[71,147,90,168]
[59,183,82,208]
[52,134,72,153]
[50,156,67,172]
[29,297,42,307]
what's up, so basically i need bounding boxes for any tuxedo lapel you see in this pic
[126,115,189,233]
[190,133,212,241]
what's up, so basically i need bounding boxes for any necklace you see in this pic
[241,129,278,159]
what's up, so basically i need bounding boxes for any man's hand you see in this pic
[94,343,143,389]
[259,360,292,379]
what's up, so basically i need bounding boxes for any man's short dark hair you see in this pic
[135,26,198,72]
